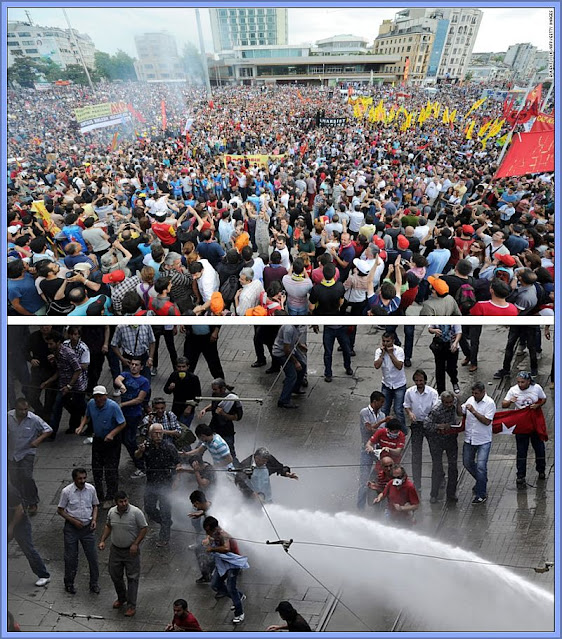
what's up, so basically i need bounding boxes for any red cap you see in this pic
[496,253,516,267]
[397,235,410,250]
[462,225,475,235]
[373,236,385,249]
[102,269,126,284]
[379,250,387,261]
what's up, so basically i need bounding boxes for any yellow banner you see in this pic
[222,154,286,168]
[74,101,128,123]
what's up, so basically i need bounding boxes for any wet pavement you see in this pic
[7,324,555,632]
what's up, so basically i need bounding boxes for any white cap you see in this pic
[92,385,108,395]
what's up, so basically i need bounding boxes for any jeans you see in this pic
[27,368,57,421]
[274,356,306,406]
[462,441,491,499]
[409,421,426,489]
[381,383,407,433]
[108,545,141,607]
[91,435,122,501]
[432,343,459,394]
[515,433,546,478]
[122,415,144,470]
[9,455,39,507]
[356,449,376,509]
[63,521,100,587]
[184,333,225,379]
[212,567,244,616]
[501,326,538,373]
[323,326,352,377]
[144,482,172,542]
[287,305,309,316]
[51,390,87,436]
[427,433,458,499]
[13,514,49,579]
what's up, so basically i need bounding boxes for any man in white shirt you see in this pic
[403,369,439,490]
[189,259,220,314]
[57,467,100,594]
[374,332,407,432]
[461,382,496,504]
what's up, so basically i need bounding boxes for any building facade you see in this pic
[7,20,95,70]
[373,8,482,84]
[504,43,537,83]
[210,8,288,52]
[315,34,370,55]
[134,31,185,83]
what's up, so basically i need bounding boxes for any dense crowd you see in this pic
[7,82,554,318]
[7,323,552,629]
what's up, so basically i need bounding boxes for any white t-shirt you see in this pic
[504,384,546,409]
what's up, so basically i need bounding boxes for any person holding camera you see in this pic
[134,423,181,548]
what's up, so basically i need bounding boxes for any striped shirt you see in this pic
[55,344,86,391]
[63,339,90,392]
[201,434,232,466]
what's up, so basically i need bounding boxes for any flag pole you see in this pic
[62,9,94,94]
[540,81,553,112]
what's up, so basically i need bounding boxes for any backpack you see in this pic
[219,274,240,305]
[258,291,283,316]
[454,282,477,315]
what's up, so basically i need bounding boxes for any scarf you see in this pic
[321,278,336,287]
[291,273,306,282]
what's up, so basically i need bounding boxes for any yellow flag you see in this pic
[464,97,487,119]
[448,109,457,124]
[466,121,476,139]
[442,107,449,124]
[477,120,492,138]
[433,102,441,118]
[497,133,510,147]
[387,107,396,123]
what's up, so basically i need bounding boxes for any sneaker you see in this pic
[530,369,538,377]
[124,606,136,617]
[195,575,211,584]
[83,437,93,445]
[429,496,439,504]
[472,496,487,505]
[453,383,460,394]
[404,359,412,368]
[350,350,356,357]
[232,613,245,624]
[493,370,507,379]
[151,368,158,377]
[461,357,470,366]
[324,375,333,383]
[35,577,50,587]
[214,592,228,600]
[231,594,247,610]
[130,469,146,479]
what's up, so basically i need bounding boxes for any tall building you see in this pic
[7,20,95,70]
[373,8,482,84]
[209,8,288,52]
[504,43,537,82]
[134,31,185,83]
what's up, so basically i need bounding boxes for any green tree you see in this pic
[63,63,101,85]
[94,50,113,80]
[95,49,137,81]
[7,56,43,88]
[181,42,205,83]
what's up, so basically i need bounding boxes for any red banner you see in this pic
[531,111,555,132]
[494,131,554,179]
[492,407,548,441]
[161,100,167,130]
[457,407,548,441]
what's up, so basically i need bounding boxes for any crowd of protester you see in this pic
[7,82,554,317]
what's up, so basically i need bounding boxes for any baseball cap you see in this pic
[86,295,107,316]
[73,262,92,273]
[92,385,108,395]
[209,292,225,314]
[462,225,475,235]
[353,258,371,274]
[102,269,126,284]
[496,253,516,267]
[427,276,449,295]
[397,235,410,250]
[7,225,20,234]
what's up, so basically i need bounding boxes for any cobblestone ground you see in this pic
[7,324,555,632]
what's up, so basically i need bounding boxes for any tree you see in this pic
[181,42,205,83]
[464,71,474,83]
[7,56,43,88]
[94,49,137,82]
[63,63,101,85]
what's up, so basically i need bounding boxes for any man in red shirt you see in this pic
[470,278,518,316]
[152,213,180,253]
[373,464,419,525]
[365,418,406,476]
[165,598,202,631]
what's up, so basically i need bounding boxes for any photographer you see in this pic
[134,424,181,548]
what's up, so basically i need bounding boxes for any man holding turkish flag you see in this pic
[500,371,548,487]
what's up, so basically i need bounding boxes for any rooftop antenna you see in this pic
[25,10,33,25]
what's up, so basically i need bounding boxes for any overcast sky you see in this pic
[7,7,551,58]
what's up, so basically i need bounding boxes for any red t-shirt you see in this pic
[470,300,519,316]
[152,221,177,246]
[171,612,202,632]
[369,428,405,473]
[311,265,340,285]
[382,478,419,520]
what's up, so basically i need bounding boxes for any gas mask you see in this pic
[392,477,404,487]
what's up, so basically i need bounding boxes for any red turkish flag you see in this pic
[494,131,554,179]
[492,407,548,442]
[531,111,555,132]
